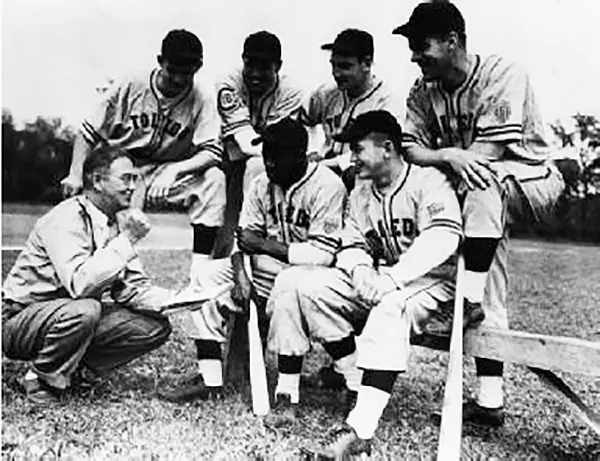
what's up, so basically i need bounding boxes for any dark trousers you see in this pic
[2,298,171,389]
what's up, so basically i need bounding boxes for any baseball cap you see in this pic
[251,118,308,151]
[243,31,282,62]
[321,29,374,59]
[333,110,402,144]
[392,2,465,39]
[161,29,203,67]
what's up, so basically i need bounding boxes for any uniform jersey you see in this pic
[403,54,550,163]
[80,69,223,164]
[300,76,403,162]
[239,163,347,256]
[339,164,462,279]
[216,69,303,138]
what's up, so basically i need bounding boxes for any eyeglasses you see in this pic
[103,173,141,185]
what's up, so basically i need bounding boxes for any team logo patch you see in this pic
[427,202,445,218]
[494,101,511,124]
[218,88,239,112]
[323,218,339,234]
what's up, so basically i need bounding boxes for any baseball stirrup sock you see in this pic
[196,339,221,360]
[463,238,500,303]
[193,225,219,255]
[276,355,303,403]
[347,385,392,440]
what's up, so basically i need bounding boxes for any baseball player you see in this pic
[394,2,565,426]
[271,110,462,458]
[300,28,404,190]
[213,30,304,257]
[159,118,347,402]
[60,29,226,283]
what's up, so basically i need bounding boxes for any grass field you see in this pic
[2,210,599,460]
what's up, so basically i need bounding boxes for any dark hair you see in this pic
[82,145,132,189]
[161,29,203,65]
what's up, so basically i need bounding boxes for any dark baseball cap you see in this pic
[243,31,282,62]
[333,110,402,144]
[161,29,203,67]
[251,118,308,151]
[321,29,374,59]
[392,2,465,39]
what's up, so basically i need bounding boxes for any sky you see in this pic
[2,0,600,128]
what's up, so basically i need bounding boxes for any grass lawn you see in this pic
[2,239,600,460]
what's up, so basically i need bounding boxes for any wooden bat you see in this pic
[436,254,465,461]
[243,255,270,416]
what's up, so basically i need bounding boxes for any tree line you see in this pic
[2,108,599,241]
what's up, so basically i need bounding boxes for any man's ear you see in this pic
[361,55,373,69]
[447,32,460,51]
[274,60,282,73]
[157,55,163,66]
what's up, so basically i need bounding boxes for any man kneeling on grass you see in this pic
[267,111,468,458]
[159,118,347,405]
[2,147,173,405]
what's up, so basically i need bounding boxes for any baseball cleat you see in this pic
[264,393,299,428]
[300,423,372,460]
[158,374,223,402]
[424,298,485,336]
[463,399,505,427]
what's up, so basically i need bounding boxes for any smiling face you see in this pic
[408,35,454,82]
[242,56,280,95]
[330,53,370,94]
[95,157,140,211]
[350,136,388,180]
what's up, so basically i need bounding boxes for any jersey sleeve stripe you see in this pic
[308,234,341,248]
[477,123,522,133]
[81,120,104,146]
[221,119,252,137]
[422,220,463,234]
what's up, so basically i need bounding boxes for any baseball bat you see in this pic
[436,253,465,461]
[243,255,270,416]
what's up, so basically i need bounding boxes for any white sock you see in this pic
[334,352,362,392]
[346,385,391,440]
[190,253,211,283]
[464,271,488,303]
[476,376,503,408]
[25,370,38,381]
[198,359,223,387]
[275,373,300,404]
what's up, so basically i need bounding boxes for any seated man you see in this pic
[267,111,464,457]
[159,117,347,402]
[61,29,226,283]
[300,28,403,191]
[213,30,304,257]
[2,147,173,405]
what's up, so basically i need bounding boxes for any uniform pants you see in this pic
[132,163,226,227]
[2,298,172,389]
[184,254,285,341]
[267,266,455,371]
[463,161,565,328]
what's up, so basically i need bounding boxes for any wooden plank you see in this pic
[529,367,600,436]
[412,328,600,377]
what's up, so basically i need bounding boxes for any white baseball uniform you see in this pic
[300,76,403,171]
[185,163,347,341]
[216,70,304,189]
[267,164,462,371]
[403,54,565,328]
[79,70,226,226]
